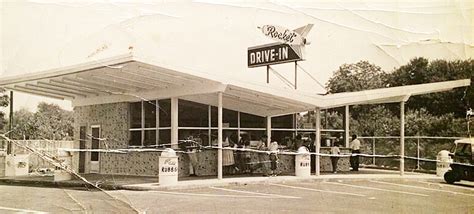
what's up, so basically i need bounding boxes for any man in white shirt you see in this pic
[350,134,361,171]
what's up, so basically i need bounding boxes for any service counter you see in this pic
[177,147,351,177]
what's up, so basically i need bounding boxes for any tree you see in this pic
[387,58,474,117]
[10,108,36,140]
[326,61,388,93]
[0,88,9,131]
[7,102,74,140]
[326,61,389,120]
[33,102,73,140]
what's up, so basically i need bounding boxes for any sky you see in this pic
[0,0,473,115]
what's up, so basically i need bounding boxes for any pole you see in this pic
[294,61,297,90]
[372,138,376,165]
[344,105,350,148]
[217,92,223,180]
[171,97,178,149]
[416,136,420,170]
[266,116,271,147]
[7,91,13,154]
[266,65,270,84]
[400,101,405,176]
[315,108,321,176]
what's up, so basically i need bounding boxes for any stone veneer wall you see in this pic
[73,102,349,177]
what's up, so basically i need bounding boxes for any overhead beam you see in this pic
[99,72,163,89]
[39,81,101,96]
[25,83,88,98]
[50,79,112,95]
[120,69,178,86]
[15,85,75,99]
[5,86,66,100]
[63,77,127,93]
[138,65,205,84]
[72,82,228,107]
[76,74,147,91]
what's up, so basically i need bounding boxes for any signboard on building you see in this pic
[247,43,302,68]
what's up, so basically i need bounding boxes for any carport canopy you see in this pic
[0,54,470,117]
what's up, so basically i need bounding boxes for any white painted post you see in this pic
[217,92,223,180]
[171,97,178,149]
[345,105,350,148]
[315,108,321,176]
[266,116,271,146]
[400,101,405,176]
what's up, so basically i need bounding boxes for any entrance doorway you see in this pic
[90,125,100,173]
[78,126,86,173]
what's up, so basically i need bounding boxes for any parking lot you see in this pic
[1,178,473,213]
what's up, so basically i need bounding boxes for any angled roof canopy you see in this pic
[0,54,470,116]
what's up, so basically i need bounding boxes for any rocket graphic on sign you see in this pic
[257,24,313,61]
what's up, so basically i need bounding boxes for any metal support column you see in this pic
[217,92,223,180]
[416,136,420,170]
[315,108,321,176]
[171,97,178,149]
[400,101,405,176]
[344,105,350,148]
[266,116,271,146]
[7,91,13,154]
[372,138,376,165]
[294,61,298,90]
[266,65,270,84]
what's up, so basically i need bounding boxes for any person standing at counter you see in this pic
[350,134,361,171]
[237,134,251,173]
[222,135,236,174]
[330,142,341,173]
[255,135,269,175]
[268,138,279,176]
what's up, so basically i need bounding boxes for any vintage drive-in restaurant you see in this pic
[0,53,469,179]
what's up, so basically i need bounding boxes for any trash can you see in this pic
[54,150,73,181]
[159,148,178,186]
[295,146,311,177]
[436,150,452,177]
[5,154,29,177]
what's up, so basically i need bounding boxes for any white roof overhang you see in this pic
[318,79,471,109]
[0,54,470,117]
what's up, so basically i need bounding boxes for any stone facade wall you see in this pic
[73,102,350,177]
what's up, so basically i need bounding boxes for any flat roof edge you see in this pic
[0,54,135,86]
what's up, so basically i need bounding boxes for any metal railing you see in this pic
[358,136,463,171]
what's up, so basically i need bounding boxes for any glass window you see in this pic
[240,112,265,128]
[159,129,171,145]
[130,102,142,129]
[272,114,294,129]
[144,130,156,146]
[159,99,171,127]
[271,131,294,147]
[211,107,238,127]
[129,131,142,146]
[209,130,238,145]
[144,101,157,128]
[179,100,208,127]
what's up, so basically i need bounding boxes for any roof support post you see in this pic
[344,105,350,148]
[217,92,223,180]
[7,91,13,154]
[171,97,178,149]
[315,107,321,176]
[266,116,272,146]
[400,101,405,176]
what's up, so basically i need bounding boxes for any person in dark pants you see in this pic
[350,134,361,171]
[330,142,341,173]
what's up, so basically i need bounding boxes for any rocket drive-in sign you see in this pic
[248,24,313,68]
[247,43,301,68]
